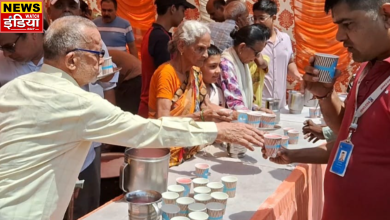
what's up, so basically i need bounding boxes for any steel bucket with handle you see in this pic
[120,148,170,194]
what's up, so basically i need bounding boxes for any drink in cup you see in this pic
[221,176,238,198]
[260,113,276,128]
[188,211,209,220]
[168,185,185,197]
[206,202,225,220]
[162,192,179,205]
[207,182,224,193]
[314,53,339,83]
[193,186,211,195]
[288,129,300,145]
[194,163,209,179]
[162,204,180,220]
[176,197,195,216]
[247,111,263,128]
[264,134,282,158]
[283,127,294,136]
[309,107,317,118]
[176,177,192,197]
[194,193,212,205]
[192,178,209,188]
[188,203,207,213]
[281,136,289,148]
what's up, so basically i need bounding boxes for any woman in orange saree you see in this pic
[148,20,226,167]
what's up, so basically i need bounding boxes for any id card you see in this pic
[330,141,354,177]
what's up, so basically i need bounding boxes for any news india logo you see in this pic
[0,0,43,33]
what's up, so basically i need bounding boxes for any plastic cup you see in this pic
[264,134,282,158]
[206,202,225,220]
[283,127,294,136]
[314,53,339,83]
[210,192,229,206]
[168,185,185,197]
[288,129,300,144]
[176,197,195,216]
[247,111,263,128]
[188,203,207,213]
[221,176,238,198]
[171,217,190,220]
[195,163,210,179]
[192,178,209,188]
[176,177,192,197]
[161,204,180,220]
[188,211,209,220]
[281,136,289,148]
[309,107,317,118]
[237,109,250,123]
[193,186,211,195]
[207,182,224,193]
[101,56,113,75]
[194,194,212,205]
[162,192,180,205]
[260,113,276,128]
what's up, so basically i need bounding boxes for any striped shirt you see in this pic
[94,16,135,51]
[208,19,236,52]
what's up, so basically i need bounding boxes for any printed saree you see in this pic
[150,66,207,167]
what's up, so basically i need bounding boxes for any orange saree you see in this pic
[149,64,207,166]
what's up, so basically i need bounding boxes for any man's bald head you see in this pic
[44,16,103,86]
[206,0,226,22]
[44,16,97,60]
[224,0,248,21]
[48,0,81,22]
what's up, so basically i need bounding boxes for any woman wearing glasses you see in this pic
[219,24,271,111]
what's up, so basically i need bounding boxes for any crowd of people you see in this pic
[1,0,390,219]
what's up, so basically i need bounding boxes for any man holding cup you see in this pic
[265,0,390,219]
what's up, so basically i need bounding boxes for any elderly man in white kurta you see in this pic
[0,16,264,220]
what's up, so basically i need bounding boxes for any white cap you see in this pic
[51,0,80,5]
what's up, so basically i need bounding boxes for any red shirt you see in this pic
[138,24,171,118]
[323,58,390,220]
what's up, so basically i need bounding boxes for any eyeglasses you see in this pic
[247,15,254,23]
[254,15,271,22]
[67,48,105,58]
[0,34,22,53]
[248,46,261,57]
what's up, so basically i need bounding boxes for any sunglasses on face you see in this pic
[0,34,22,53]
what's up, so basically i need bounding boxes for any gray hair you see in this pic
[168,20,211,54]
[224,1,248,20]
[43,16,97,60]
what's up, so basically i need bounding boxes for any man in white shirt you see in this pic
[0,16,263,220]
[0,0,117,218]
[47,0,122,218]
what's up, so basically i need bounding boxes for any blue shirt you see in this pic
[0,42,118,172]
[94,16,135,51]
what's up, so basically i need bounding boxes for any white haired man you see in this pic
[208,0,252,52]
[0,16,264,220]
[48,0,119,218]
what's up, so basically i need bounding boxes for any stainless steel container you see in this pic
[227,143,247,158]
[288,91,304,114]
[263,98,280,124]
[304,89,318,107]
[120,148,170,194]
[227,121,247,158]
[126,190,161,220]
